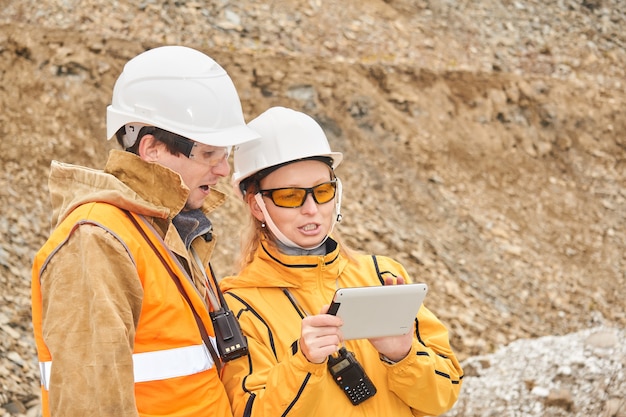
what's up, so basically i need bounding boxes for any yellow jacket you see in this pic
[219,239,463,417]
[31,150,232,417]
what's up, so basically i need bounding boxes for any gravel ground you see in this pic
[443,326,626,417]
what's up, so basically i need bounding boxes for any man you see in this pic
[31,46,260,417]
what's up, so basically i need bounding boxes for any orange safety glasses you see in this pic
[260,180,337,208]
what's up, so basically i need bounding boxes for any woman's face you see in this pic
[252,160,336,248]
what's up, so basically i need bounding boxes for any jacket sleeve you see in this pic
[373,256,463,416]
[220,298,328,417]
[382,305,464,416]
[40,224,144,417]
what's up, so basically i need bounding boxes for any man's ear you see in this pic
[137,135,161,162]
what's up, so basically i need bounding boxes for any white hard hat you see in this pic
[233,106,343,197]
[106,45,260,147]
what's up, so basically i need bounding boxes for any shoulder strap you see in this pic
[371,255,385,285]
[123,210,222,372]
[371,255,402,285]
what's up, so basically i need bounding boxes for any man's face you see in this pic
[147,139,231,210]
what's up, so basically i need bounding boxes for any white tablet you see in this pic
[327,283,428,340]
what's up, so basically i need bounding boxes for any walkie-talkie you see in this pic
[208,265,248,362]
[327,347,377,405]
[210,307,248,361]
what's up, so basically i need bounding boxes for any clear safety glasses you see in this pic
[260,180,337,208]
[188,143,231,167]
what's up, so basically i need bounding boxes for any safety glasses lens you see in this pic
[263,181,337,208]
[271,188,307,208]
[312,182,336,204]
[189,144,231,167]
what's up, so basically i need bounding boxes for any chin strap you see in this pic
[254,193,317,249]
[331,177,343,231]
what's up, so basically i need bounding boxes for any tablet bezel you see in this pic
[327,283,428,340]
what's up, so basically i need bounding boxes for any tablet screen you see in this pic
[328,283,428,340]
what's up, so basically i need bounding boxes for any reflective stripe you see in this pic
[39,342,216,390]
[133,343,214,383]
[39,361,51,390]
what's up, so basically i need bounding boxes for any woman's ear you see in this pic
[137,135,160,162]
[248,192,265,223]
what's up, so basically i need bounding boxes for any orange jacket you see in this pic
[32,152,232,417]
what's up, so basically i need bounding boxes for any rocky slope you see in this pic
[0,0,624,416]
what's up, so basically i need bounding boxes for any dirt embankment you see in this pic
[0,1,624,416]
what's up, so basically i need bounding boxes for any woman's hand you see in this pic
[368,276,414,362]
[300,305,343,364]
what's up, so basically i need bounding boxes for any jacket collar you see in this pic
[49,150,227,228]
[220,237,348,292]
[104,149,189,216]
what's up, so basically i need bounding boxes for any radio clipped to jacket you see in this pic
[210,308,248,362]
[327,347,377,405]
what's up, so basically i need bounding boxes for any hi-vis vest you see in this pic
[32,202,230,417]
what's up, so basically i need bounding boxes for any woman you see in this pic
[220,106,463,416]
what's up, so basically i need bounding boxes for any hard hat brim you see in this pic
[106,106,262,147]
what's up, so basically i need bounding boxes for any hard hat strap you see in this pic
[253,193,328,251]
